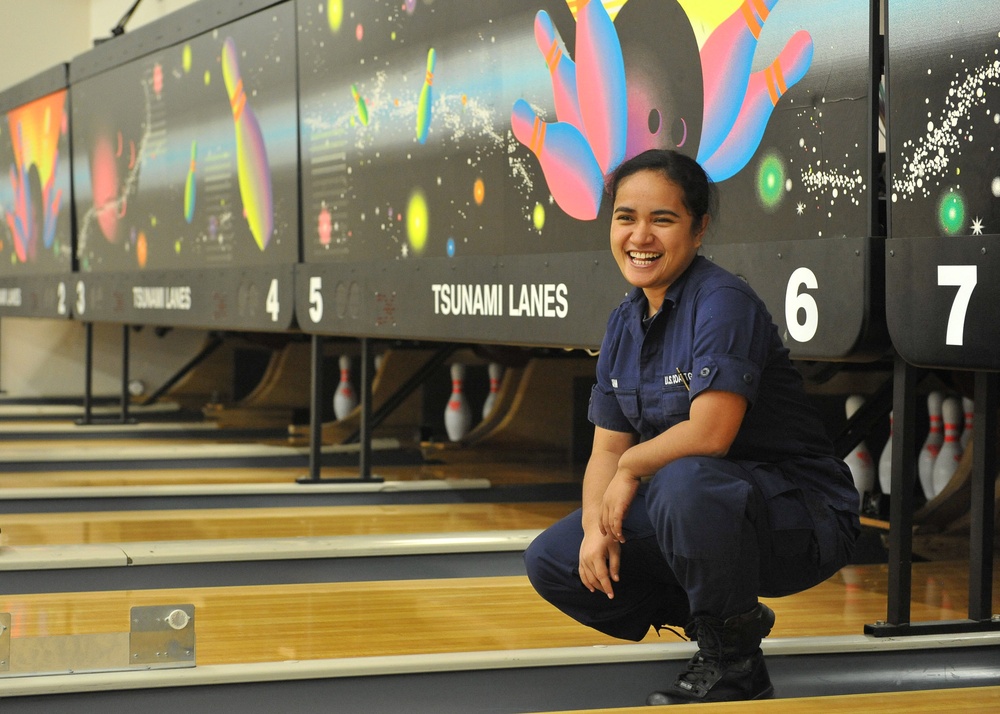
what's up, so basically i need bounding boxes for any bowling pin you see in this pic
[444,363,472,442]
[416,48,436,144]
[960,396,973,450]
[843,395,875,504]
[917,391,944,501]
[333,355,357,420]
[931,396,964,497]
[878,410,893,496]
[184,140,197,223]
[534,10,584,131]
[482,362,503,419]
[510,99,603,221]
[221,36,274,250]
[573,0,627,174]
[698,0,781,163]
[701,30,814,182]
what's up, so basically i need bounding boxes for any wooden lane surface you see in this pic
[0,502,578,545]
[1,560,997,665]
[550,686,1000,713]
[0,461,582,488]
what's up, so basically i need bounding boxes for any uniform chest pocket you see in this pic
[659,389,690,419]
[613,387,640,422]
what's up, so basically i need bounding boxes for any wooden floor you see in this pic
[0,502,578,545]
[0,419,997,711]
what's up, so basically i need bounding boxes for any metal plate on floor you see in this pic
[129,604,195,668]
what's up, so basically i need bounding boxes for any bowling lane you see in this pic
[0,502,578,546]
[2,560,994,665]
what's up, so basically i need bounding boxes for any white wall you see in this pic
[0,0,208,399]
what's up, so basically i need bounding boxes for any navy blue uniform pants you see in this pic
[524,456,858,642]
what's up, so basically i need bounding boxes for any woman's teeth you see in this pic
[628,251,661,265]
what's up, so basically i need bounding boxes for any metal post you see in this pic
[885,353,917,627]
[358,337,373,480]
[968,370,998,622]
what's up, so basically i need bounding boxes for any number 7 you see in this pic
[937,265,977,346]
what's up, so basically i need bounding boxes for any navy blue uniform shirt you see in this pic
[589,255,857,514]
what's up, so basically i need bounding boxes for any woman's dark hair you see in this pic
[606,149,718,230]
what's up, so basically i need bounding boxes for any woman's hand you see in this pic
[578,527,622,599]
[600,467,641,544]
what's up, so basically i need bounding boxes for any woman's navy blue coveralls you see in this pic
[524,256,860,641]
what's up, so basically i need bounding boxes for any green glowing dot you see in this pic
[182,45,192,73]
[328,0,343,33]
[757,153,785,211]
[938,191,965,235]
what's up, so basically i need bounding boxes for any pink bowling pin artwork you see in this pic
[221,36,274,251]
[700,30,814,182]
[511,99,604,221]
[698,0,782,164]
[573,0,627,174]
[534,10,583,131]
[512,1,625,220]
[416,48,436,144]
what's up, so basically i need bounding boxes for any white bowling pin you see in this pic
[444,363,472,442]
[931,396,964,497]
[333,355,357,420]
[482,362,503,419]
[960,396,974,450]
[843,395,875,503]
[917,391,944,500]
[878,411,893,496]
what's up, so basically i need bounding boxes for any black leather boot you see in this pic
[646,603,775,705]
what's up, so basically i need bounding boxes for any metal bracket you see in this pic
[129,604,195,668]
[0,613,9,672]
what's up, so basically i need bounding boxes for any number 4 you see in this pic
[938,265,977,346]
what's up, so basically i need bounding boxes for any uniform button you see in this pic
[743,373,753,384]
[699,367,710,377]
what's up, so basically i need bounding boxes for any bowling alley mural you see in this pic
[298,0,871,270]
[0,89,73,275]
[72,4,299,274]
[888,0,1000,239]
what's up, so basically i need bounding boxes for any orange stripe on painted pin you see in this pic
[546,39,562,73]
[764,59,788,106]
[530,116,546,155]
[741,0,762,40]
[231,79,246,123]
[751,0,771,23]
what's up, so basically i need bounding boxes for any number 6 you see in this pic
[785,267,818,343]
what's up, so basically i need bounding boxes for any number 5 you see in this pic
[938,265,977,346]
